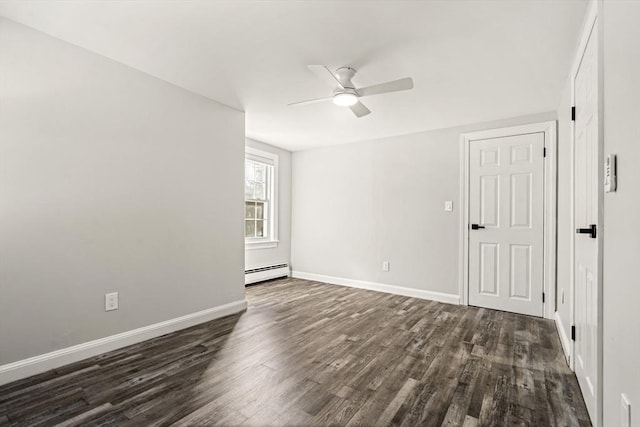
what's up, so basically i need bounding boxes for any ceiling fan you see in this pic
[289,65,414,118]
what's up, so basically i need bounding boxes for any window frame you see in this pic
[245,147,278,250]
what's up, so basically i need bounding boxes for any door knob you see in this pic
[471,224,485,230]
[576,224,597,238]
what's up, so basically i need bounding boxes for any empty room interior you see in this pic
[1,0,639,426]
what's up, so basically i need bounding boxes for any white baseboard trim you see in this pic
[292,271,460,305]
[554,311,572,366]
[0,299,247,386]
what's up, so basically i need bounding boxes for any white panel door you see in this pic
[468,132,544,317]
[574,21,599,422]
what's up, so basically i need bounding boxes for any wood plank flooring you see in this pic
[0,278,591,426]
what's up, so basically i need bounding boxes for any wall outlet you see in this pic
[444,201,453,212]
[105,292,119,311]
[382,261,390,272]
[621,394,631,427]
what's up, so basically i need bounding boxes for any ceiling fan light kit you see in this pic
[289,65,414,118]
[332,91,358,106]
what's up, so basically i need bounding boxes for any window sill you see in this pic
[245,240,279,250]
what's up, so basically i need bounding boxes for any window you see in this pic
[245,148,278,248]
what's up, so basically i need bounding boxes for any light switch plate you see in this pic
[444,201,453,212]
[605,154,617,192]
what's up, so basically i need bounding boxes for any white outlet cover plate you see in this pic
[444,201,453,211]
[105,292,119,311]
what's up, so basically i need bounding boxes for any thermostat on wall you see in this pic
[604,154,617,193]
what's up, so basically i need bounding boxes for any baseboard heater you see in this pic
[245,264,290,285]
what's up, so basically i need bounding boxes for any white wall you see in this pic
[245,138,292,270]
[0,19,245,365]
[291,112,555,299]
[601,2,640,425]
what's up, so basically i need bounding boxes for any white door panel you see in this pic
[468,133,544,317]
[573,21,599,423]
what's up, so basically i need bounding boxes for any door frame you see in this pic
[459,121,557,319]
[569,1,603,424]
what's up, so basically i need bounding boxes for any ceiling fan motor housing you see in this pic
[335,67,357,89]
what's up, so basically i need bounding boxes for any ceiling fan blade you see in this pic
[357,77,413,97]
[308,65,344,89]
[349,101,371,118]
[288,96,333,107]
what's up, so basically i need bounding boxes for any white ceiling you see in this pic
[0,0,587,151]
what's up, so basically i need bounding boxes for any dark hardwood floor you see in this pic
[0,278,590,426]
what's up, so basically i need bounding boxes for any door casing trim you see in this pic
[459,121,557,320]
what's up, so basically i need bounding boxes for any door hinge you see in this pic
[542,292,545,303]
[571,106,576,121]
[543,147,547,157]
[571,325,576,341]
